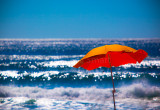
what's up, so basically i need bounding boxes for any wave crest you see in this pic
[0,83,160,102]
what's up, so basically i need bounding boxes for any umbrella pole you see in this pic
[108,55,116,110]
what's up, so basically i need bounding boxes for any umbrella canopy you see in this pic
[73,44,148,110]
[73,44,148,70]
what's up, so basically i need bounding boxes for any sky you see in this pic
[0,0,160,39]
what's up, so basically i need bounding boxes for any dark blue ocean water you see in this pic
[0,39,160,110]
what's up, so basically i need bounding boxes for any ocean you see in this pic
[0,39,160,110]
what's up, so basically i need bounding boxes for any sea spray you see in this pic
[0,83,160,101]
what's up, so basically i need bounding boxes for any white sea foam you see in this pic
[30,71,59,80]
[0,83,159,100]
[0,71,59,80]
[39,60,79,67]
[0,55,84,61]
[0,70,158,81]
[121,60,160,68]
[0,83,160,109]
[0,71,19,78]
[0,97,109,109]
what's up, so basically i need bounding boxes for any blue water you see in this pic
[0,39,160,110]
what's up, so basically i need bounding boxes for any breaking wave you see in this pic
[0,83,160,102]
[0,83,160,110]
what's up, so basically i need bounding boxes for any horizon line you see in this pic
[0,37,160,41]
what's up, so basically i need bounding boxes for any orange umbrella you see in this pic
[73,44,148,110]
